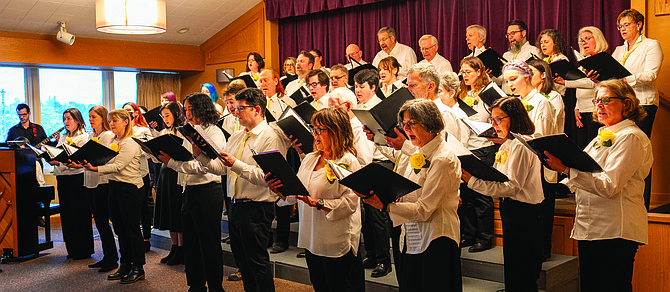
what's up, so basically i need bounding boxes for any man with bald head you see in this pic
[345,44,368,70]
[417,34,453,76]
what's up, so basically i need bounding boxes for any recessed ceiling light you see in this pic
[177,27,190,34]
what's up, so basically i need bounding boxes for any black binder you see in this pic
[289,86,312,105]
[42,145,71,164]
[578,52,632,81]
[549,59,587,80]
[281,74,298,88]
[132,134,193,161]
[232,74,258,88]
[176,123,224,160]
[67,139,119,166]
[461,119,497,138]
[292,102,317,125]
[478,82,506,107]
[276,113,314,154]
[252,150,310,197]
[456,98,478,116]
[351,87,413,146]
[458,154,508,182]
[475,48,507,77]
[144,106,165,132]
[215,115,232,141]
[326,161,421,204]
[511,132,602,173]
[347,64,377,86]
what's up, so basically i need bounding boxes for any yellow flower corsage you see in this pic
[252,74,259,81]
[410,153,431,174]
[495,150,508,165]
[91,137,100,143]
[522,100,534,112]
[464,95,478,107]
[65,137,74,146]
[325,163,349,184]
[109,143,119,152]
[594,129,616,148]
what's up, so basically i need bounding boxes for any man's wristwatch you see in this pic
[316,199,324,210]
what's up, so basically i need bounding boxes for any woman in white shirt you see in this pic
[84,109,146,283]
[536,29,569,95]
[268,108,364,292]
[462,96,544,291]
[49,108,92,260]
[361,99,462,292]
[544,80,652,292]
[554,26,608,148]
[378,56,404,97]
[438,72,469,146]
[528,59,565,133]
[239,52,265,87]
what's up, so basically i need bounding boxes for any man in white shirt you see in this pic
[417,34,453,76]
[372,27,418,80]
[465,25,487,57]
[353,69,382,109]
[345,44,368,70]
[258,69,295,120]
[329,64,350,91]
[306,70,330,110]
[495,20,540,92]
[284,51,314,100]
[198,88,288,292]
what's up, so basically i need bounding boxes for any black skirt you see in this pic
[153,165,183,231]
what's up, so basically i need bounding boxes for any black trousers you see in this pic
[499,199,542,291]
[361,203,391,265]
[56,173,93,258]
[576,112,601,149]
[459,145,496,245]
[304,249,365,292]
[108,180,145,267]
[400,236,462,292]
[539,173,556,260]
[637,104,656,211]
[140,174,153,240]
[390,225,403,286]
[229,201,275,292]
[274,204,292,246]
[90,183,117,262]
[578,239,639,292]
[182,182,224,292]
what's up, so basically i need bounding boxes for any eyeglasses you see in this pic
[330,75,346,81]
[578,36,594,45]
[231,105,256,113]
[489,116,509,124]
[284,63,295,67]
[420,44,436,52]
[308,82,322,88]
[616,22,636,31]
[460,70,476,75]
[399,120,419,130]
[17,113,29,117]
[505,31,521,38]
[592,96,625,106]
[311,126,328,135]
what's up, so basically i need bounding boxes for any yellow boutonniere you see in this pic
[252,74,259,81]
[594,129,616,148]
[410,153,431,174]
[325,163,349,184]
[495,150,508,165]
[65,137,74,146]
[109,143,119,152]
[464,95,478,107]
[91,137,100,143]
[522,100,534,112]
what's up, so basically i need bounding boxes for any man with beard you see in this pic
[494,20,540,93]
[372,27,417,80]
[284,51,315,100]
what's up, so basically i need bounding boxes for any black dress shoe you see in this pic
[107,264,131,281]
[296,251,305,258]
[120,266,145,284]
[89,259,106,268]
[460,238,475,248]
[371,263,392,278]
[144,241,151,252]
[99,261,118,273]
[269,243,288,254]
[468,242,492,253]
[362,257,376,269]
[161,245,177,263]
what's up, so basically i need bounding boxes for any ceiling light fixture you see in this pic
[95,0,167,35]
[177,27,190,34]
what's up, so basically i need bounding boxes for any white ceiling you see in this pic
[0,0,262,46]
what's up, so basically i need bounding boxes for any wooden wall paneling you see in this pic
[201,3,266,65]
[0,152,16,254]
[632,215,670,291]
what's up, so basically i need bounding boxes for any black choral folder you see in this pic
[549,59,587,80]
[291,102,317,125]
[42,145,71,164]
[231,74,258,88]
[215,115,232,141]
[67,139,119,166]
[132,134,193,161]
[281,74,298,88]
[327,161,421,204]
[456,98,478,117]
[289,86,311,105]
[475,48,507,77]
[276,114,314,154]
[352,87,413,146]
[176,123,224,160]
[461,119,497,138]
[144,106,165,132]
[458,154,508,182]
[347,64,377,86]
[511,133,603,173]
[252,150,310,197]
[578,52,631,81]
[478,82,506,107]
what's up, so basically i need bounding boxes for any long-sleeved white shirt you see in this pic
[612,35,664,106]
[566,119,652,244]
[166,124,225,186]
[380,80,405,97]
[418,53,453,76]
[98,137,144,188]
[350,117,374,166]
[565,77,597,113]
[83,130,115,188]
[53,131,88,176]
[498,42,541,93]
[373,42,418,80]
[468,138,544,204]
[547,90,565,133]
[521,89,557,138]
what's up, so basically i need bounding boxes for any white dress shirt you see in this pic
[466,46,487,58]
[373,42,418,80]
[357,95,382,109]
[521,89,557,138]
[463,90,494,150]
[498,42,541,93]
[199,120,287,202]
[547,90,565,133]
[311,93,330,110]
[167,124,225,186]
[566,119,652,244]
[350,117,374,166]
[380,80,405,97]
[279,152,362,257]
[132,126,153,178]
[53,132,88,176]
[284,78,307,97]
[419,53,453,76]
[98,137,144,188]
[612,35,664,106]
[388,136,461,254]
[267,93,291,120]
[565,77,597,113]
[468,138,544,204]
[83,130,115,188]
[345,59,368,70]
[221,114,241,137]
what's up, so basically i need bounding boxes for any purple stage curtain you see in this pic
[266,0,389,20]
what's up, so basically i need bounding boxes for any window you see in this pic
[0,67,26,141]
[114,71,137,109]
[38,69,103,136]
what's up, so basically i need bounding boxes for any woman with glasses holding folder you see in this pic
[461,96,544,291]
[360,99,462,292]
[544,80,652,292]
[268,108,365,292]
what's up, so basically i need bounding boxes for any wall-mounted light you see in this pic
[95,0,167,35]
[57,21,75,45]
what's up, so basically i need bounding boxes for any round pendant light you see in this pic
[95,0,167,35]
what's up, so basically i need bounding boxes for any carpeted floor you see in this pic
[0,221,314,292]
